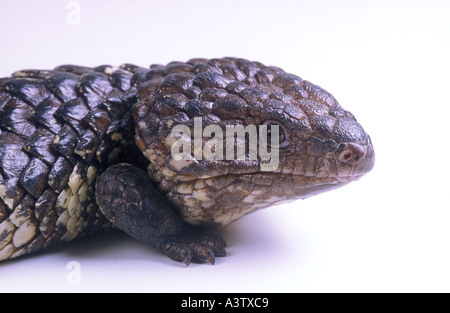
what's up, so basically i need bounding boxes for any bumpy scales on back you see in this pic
[0,58,374,265]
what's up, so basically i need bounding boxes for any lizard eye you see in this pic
[262,120,289,148]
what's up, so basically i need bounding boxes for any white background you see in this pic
[0,0,449,292]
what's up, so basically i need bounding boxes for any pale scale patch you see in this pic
[66,214,78,234]
[87,166,97,185]
[177,182,194,195]
[56,188,73,210]
[110,132,123,141]
[68,195,80,216]
[78,182,89,203]
[0,244,15,260]
[12,219,37,248]
[68,166,82,194]
[56,210,70,231]
[0,184,14,209]
[192,189,210,202]
[0,220,15,250]
[8,204,32,227]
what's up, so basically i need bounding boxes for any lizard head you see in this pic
[133,58,374,227]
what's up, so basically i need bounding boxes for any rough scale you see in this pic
[0,58,374,265]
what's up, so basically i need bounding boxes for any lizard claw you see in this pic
[207,250,215,265]
[160,231,227,266]
[184,251,192,267]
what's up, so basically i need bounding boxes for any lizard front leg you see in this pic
[95,163,226,266]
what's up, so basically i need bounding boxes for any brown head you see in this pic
[132,58,375,227]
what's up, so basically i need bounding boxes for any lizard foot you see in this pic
[159,230,227,266]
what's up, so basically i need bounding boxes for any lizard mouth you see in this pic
[161,141,375,184]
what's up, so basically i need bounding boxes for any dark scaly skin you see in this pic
[0,64,143,260]
[0,58,374,265]
[96,164,226,265]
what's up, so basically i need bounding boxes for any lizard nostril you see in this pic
[337,143,365,165]
[342,152,352,161]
